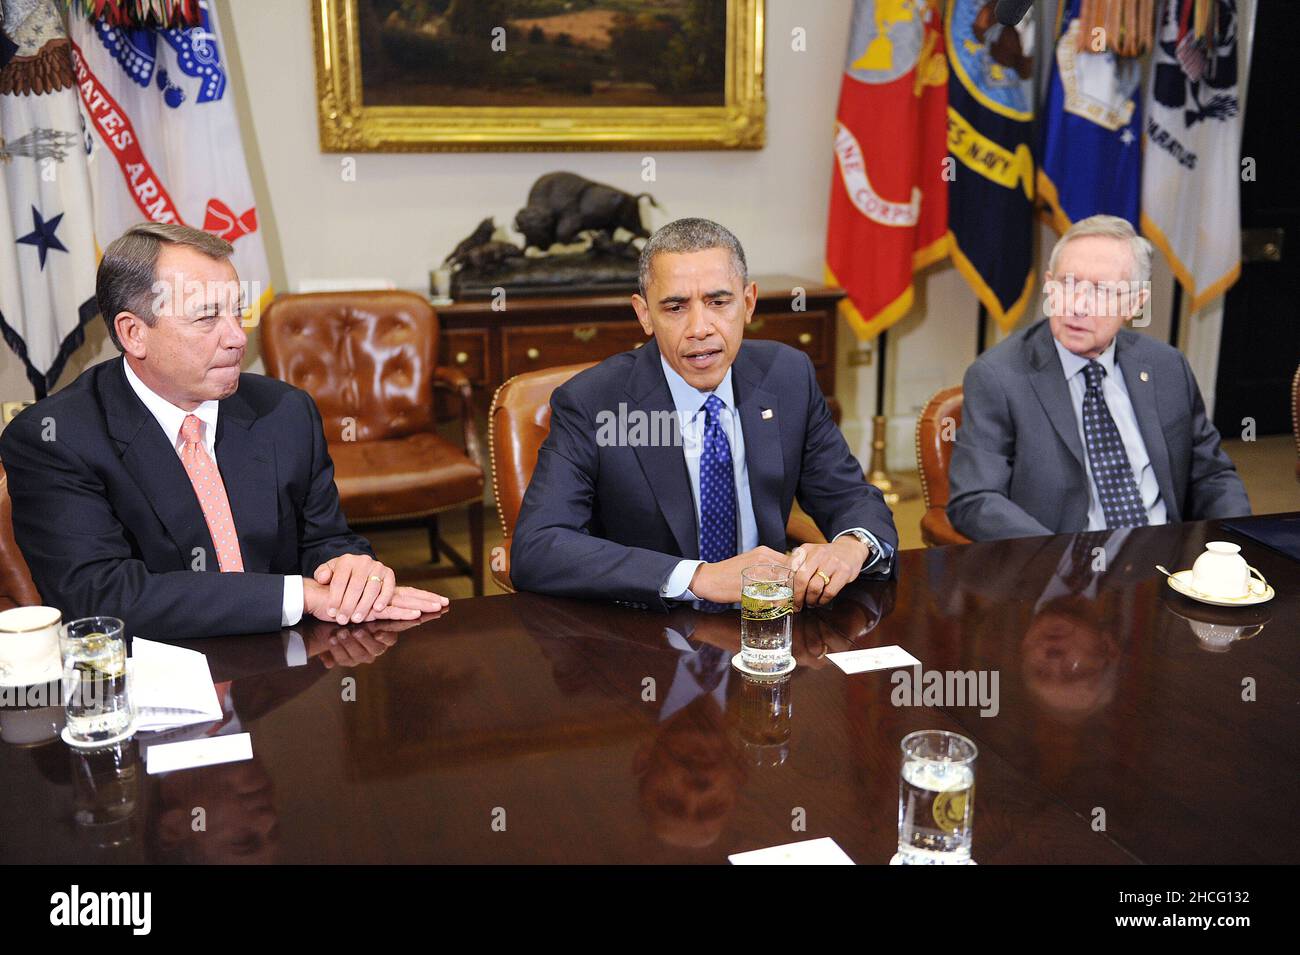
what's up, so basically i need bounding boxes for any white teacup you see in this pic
[0,606,63,688]
[1190,542,1266,599]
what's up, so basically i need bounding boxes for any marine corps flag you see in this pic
[1038,0,1144,232]
[0,0,100,398]
[946,0,1037,331]
[1141,0,1242,312]
[826,0,950,340]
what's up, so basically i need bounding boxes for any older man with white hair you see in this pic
[948,214,1250,541]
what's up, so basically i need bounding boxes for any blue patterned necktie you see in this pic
[1081,361,1149,529]
[698,394,738,562]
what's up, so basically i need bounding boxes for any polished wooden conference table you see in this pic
[2,514,1296,864]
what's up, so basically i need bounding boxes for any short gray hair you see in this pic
[638,217,748,296]
[96,222,233,351]
[1047,214,1152,284]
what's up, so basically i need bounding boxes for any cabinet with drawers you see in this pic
[433,275,844,403]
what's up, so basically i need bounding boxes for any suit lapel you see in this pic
[1026,322,1086,469]
[215,388,278,572]
[102,360,216,567]
[732,346,786,550]
[626,341,698,559]
[1115,333,1179,521]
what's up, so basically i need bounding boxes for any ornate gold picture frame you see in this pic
[313,0,766,152]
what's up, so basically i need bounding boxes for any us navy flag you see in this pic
[946,0,1037,331]
[1038,0,1143,233]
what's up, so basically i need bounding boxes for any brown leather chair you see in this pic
[261,291,485,595]
[915,386,972,547]
[488,363,826,592]
[0,462,40,611]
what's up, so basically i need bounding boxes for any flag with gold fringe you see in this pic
[1141,0,1242,312]
[1038,0,1146,233]
[946,0,1038,332]
[825,0,950,341]
[1,0,100,397]
[67,0,273,322]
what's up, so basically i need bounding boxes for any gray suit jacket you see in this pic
[948,320,1250,540]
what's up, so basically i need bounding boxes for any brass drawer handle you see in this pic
[799,332,813,345]
[749,317,766,332]
[455,351,469,365]
[526,347,541,361]
[573,326,598,342]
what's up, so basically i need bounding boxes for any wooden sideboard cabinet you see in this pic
[433,275,844,403]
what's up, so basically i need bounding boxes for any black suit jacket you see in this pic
[510,338,897,609]
[948,319,1251,540]
[0,358,373,639]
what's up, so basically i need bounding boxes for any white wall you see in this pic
[1,0,1225,472]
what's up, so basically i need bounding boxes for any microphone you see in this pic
[994,0,1035,27]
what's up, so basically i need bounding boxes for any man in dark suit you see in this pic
[948,214,1249,540]
[511,217,897,610]
[0,222,446,640]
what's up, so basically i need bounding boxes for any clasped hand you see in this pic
[687,536,869,609]
[303,553,449,624]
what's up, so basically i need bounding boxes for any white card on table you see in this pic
[827,646,921,674]
[145,732,253,775]
[729,837,855,865]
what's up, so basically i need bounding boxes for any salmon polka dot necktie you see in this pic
[179,414,244,572]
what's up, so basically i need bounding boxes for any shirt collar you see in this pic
[659,354,735,418]
[122,356,220,455]
[1053,334,1117,381]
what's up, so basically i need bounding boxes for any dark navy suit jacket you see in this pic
[510,338,897,610]
[0,359,372,639]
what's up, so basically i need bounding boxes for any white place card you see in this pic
[729,837,855,865]
[145,732,253,775]
[827,645,921,674]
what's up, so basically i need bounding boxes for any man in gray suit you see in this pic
[949,215,1250,541]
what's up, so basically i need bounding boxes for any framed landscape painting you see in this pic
[313,0,765,151]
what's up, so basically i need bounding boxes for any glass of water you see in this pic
[738,563,794,675]
[895,730,977,865]
[60,617,133,747]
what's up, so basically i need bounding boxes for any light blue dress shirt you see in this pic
[656,356,887,600]
[1052,338,1167,531]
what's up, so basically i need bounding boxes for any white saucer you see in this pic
[1166,570,1274,607]
[61,720,136,749]
[731,652,796,678]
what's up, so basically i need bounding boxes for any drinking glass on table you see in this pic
[895,730,977,865]
[738,563,795,675]
[60,616,133,746]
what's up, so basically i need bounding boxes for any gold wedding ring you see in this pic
[816,570,831,586]
[368,575,384,583]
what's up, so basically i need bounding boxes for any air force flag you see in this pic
[1038,0,1143,233]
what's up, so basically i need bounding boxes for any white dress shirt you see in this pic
[1053,338,1167,531]
[122,358,303,626]
[656,356,889,600]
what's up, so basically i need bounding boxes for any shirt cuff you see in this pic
[833,528,893,576]
[661,560,704,601]
[282,575,304,627]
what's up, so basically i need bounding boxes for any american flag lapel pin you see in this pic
[761,408,774,420]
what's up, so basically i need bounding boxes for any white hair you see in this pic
[1047,214,1152,283]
